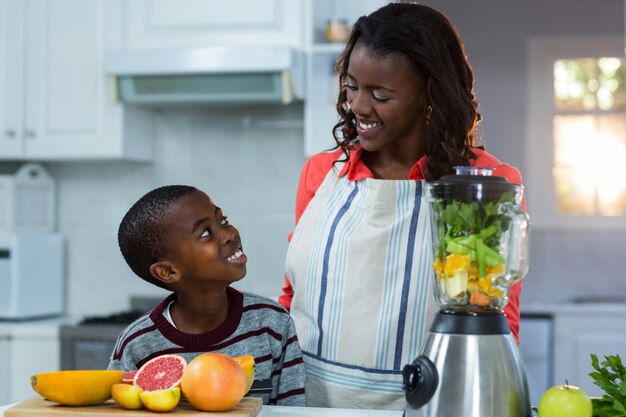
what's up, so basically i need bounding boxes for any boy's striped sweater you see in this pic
[107,287,305,406]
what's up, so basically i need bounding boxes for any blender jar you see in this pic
[426,167,530,310]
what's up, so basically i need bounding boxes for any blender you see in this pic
[403,167,531,417]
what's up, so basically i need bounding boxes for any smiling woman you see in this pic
[278,2,526,410]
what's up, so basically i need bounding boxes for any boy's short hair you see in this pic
[118,185,198,288]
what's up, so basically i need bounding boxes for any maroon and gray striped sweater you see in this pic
[107,287,305,406]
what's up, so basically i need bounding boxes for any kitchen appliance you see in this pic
[106,46,303,105]
[60,296,161,370]
[0,233,64,319]
[0,163,56,234]
[403,166,531,417]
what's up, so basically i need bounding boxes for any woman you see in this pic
[279,2,524,410]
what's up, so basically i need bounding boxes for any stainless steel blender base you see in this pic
[421,332,531,417]
[403,312,532,417]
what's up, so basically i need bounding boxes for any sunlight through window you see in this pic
[553,58,626,216]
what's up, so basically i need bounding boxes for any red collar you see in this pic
[338,144,427,181]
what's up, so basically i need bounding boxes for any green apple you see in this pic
[538,384,592,417]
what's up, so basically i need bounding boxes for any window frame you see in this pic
[526,36,626,230]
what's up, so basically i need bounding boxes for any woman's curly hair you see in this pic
[332,2,481,181]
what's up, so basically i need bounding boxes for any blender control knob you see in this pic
[402,355,439,410]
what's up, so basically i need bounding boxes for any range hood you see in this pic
[106,46,304,105]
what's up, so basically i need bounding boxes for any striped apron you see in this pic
[285,163,437,410]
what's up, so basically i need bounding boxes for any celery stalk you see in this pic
[475,237,486,277]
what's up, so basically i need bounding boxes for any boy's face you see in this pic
[158,191,247,288]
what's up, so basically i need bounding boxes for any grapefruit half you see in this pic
[133,354,187,391]
[122,370,137,384]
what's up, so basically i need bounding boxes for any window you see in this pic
[527,37,626,229]
[553,58,626,216]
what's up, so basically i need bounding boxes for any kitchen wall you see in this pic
[419,0,626,306]
[45,104,307,315]
[22,0,626,317]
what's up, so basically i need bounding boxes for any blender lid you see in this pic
[427,166,521,201]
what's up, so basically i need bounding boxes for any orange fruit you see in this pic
[444,253,471,276]
[470,291,491,306]
[181,353,247,412]
[233,355,255,394]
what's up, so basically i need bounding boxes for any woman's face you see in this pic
[345,43,428,155]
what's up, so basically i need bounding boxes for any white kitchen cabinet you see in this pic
[553,305,626,397]
[0,336,9,405]
[0,0,24,158]
[0,0,151,161]
[302,0,391,156]
[109,0,392,157]
[121,0,304,50]
[0,321,61,404]
[9,334,60,403]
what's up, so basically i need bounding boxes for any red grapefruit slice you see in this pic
[133,354,187,391]
[122,370,137,384]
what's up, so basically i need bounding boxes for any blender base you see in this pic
[404,310,532,417]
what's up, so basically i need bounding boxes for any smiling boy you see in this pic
[108,185,305,406]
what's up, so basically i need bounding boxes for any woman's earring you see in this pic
[423,105,433,125]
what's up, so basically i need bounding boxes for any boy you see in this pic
[108,185,305,406]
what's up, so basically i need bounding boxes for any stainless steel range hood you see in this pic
[106,46,304,105]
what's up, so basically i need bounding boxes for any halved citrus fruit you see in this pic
[112,383,143,409]
[140,387,180,412]
[133,354,187,391]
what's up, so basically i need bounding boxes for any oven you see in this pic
[60,297,161,370]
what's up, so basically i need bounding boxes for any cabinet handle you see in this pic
[25,130,36,139]
[5,129,16,139]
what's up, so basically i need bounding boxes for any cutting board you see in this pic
[5,396,262,417]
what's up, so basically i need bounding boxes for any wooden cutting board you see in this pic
[5,396,262,417]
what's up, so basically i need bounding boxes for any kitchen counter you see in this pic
[0,402,407,417]
[0,317,77,338]
[521,300,626,315]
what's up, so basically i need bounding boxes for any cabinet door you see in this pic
[0,0,24,158]
[0,337,9,405]
[553,314,626,397]
[123,0,303,49]
[10,335,60,403]
[24,0,108,158]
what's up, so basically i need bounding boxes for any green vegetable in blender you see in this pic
[589,354,626,417]
[434,191,513,278]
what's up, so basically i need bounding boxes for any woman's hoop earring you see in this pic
[423,105,433,125]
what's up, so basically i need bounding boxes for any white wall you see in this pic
[419,0,626,305]
[45,105,308,315]
[15,0,626,316]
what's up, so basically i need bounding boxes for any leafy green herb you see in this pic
[433,191,514,276]
[589,354,626,417]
